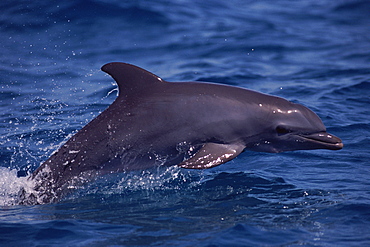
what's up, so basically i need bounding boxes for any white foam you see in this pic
[0,167,35,206]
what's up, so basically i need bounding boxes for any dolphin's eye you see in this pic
[276,126,291,135]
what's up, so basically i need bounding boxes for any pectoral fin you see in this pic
[179,143,245,169]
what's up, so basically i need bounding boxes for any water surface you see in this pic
[1,0,369,246]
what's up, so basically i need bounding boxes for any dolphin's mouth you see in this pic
[299,132,343,150]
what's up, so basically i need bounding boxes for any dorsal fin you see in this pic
[101,62,165,99]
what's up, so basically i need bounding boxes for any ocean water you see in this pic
[1,0,369,246]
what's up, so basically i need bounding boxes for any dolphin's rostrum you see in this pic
[23,62,342,204]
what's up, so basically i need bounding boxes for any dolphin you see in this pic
[24,62,342,204]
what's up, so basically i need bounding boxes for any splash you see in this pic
[83,166,202,196]
[0,167,36,206]
[0,164,204,206]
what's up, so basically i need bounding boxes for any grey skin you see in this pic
[24,62,343,204]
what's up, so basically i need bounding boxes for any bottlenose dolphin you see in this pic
[24,62,342,204]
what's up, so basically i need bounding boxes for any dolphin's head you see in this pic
[247,100,343,153]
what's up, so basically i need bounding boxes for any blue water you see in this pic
[1,0,369,246]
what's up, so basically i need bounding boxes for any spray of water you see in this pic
[0,167,37,206]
